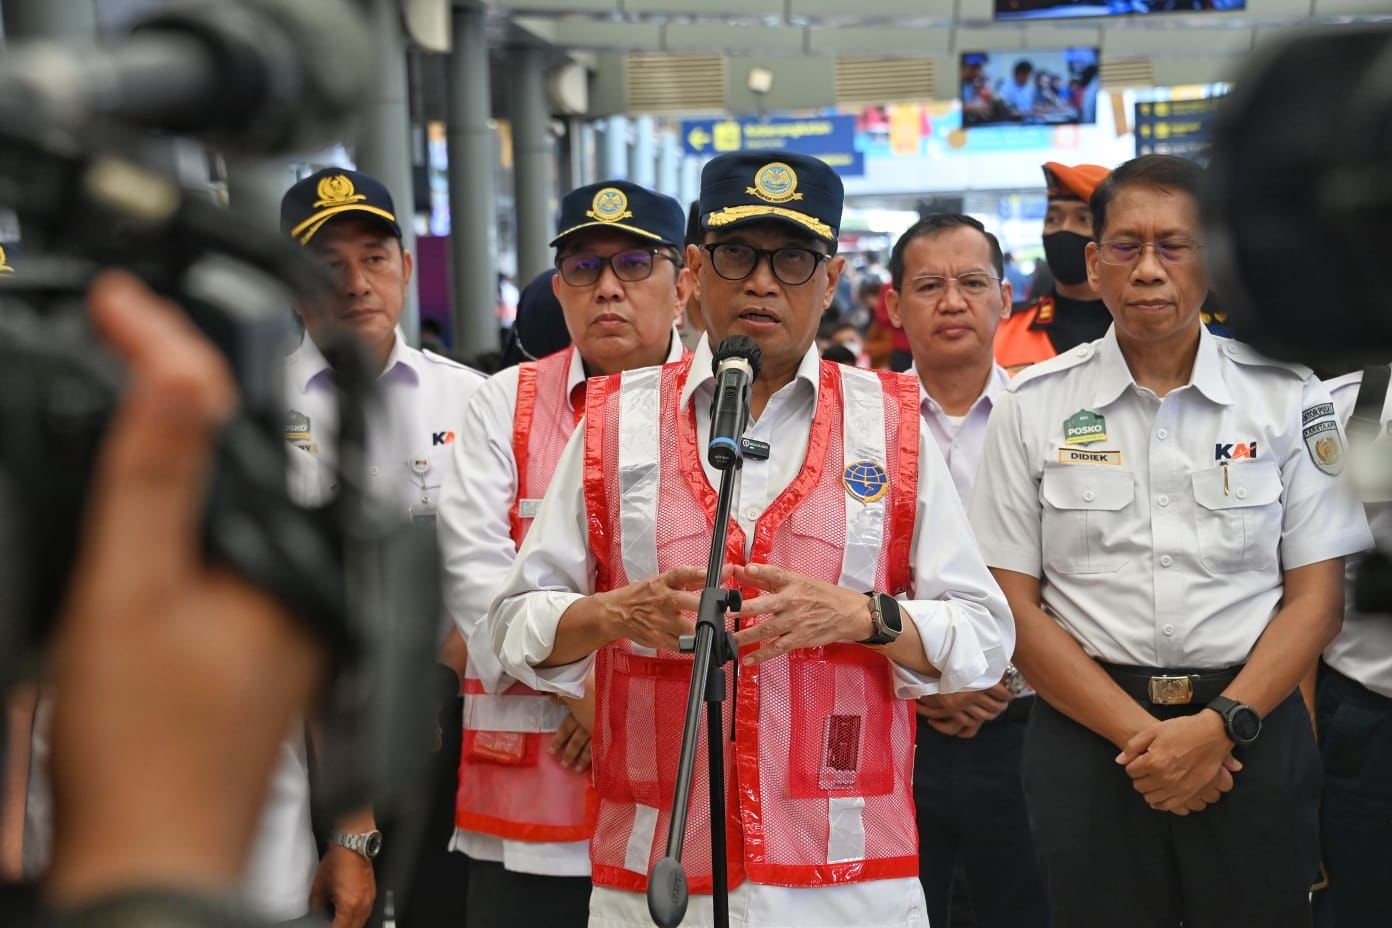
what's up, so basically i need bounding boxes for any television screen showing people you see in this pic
[960,48,1101,127]
[994,0,1245,21]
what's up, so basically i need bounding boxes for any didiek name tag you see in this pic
[1057,448,1122,466]
[519,499,543,518]
[741,437,771,460]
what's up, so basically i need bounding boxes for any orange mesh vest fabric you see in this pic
[455,347,597,844]
[581,356,921,893]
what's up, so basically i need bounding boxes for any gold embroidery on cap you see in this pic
[314,174,367,208]
[587,187,633,223]
[747,162,802,204]
[705,204,832,241]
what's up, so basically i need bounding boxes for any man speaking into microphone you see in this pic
[488,150,1013,928]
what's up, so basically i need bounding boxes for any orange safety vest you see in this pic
[454,348,598,844]
[581,356,921,893]
[994,298,1058,374]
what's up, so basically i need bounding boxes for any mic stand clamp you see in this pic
[647,462,743,928]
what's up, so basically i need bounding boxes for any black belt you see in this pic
[1098,662,1243,706]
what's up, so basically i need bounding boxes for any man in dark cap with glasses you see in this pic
[436,179,688,928]
[969,153,1372,926]
[487,150,1012,927]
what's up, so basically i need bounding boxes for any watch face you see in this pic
[877,594,903,633]
[364,832,383,857]
[1231,707,1261,743]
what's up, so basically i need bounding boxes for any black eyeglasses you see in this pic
[700,242,829,286]
[556,248,678,287]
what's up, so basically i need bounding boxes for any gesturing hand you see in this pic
[599,565,705,651]
[917,684,1012,738]
[729,564,873,665]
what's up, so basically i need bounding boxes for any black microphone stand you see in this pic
[647,453,742,928]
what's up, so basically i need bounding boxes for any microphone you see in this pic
[0,0,372,155]
[708,336,763,470]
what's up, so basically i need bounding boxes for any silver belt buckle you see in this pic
[1148,675,1194,705]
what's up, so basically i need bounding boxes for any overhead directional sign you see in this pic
[1133,96,1226,163]
[681,115,863,177]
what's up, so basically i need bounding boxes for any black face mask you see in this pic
[1043,230,1091,286]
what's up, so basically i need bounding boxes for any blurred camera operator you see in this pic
[3,271,326,927]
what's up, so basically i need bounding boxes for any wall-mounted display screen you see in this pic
[960,48,1101,128]
[995,0,1245,22]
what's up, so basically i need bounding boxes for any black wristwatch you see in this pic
[1206,696,1262,745]
[859,591,903,645]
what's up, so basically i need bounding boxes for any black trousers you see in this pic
[464,858,591,928]
[1022,690,1320,928]
[914,712,1050,928]
[1315,662,1392,926]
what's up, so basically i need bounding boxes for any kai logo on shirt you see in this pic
[1214,442,1258,460]
[432,431,456,446]
[1063,410,1107,445]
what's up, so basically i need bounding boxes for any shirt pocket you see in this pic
[1190,461,1284,574]
[1040,464,1136,575]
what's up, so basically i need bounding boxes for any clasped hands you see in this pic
[1115,710,1242,816]
[592,562,874,662]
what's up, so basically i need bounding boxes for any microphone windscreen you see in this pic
[711,335,762,381]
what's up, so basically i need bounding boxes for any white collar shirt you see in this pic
[485,337,1013,928]
[908,362,1010,506]
[969,324,1372,668]
[282,328,484,520]
[1322,369,1392,698]
[438,335,683,877]
[250,329,481,915]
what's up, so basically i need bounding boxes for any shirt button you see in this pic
[1235,487,1247,500]
[1157,428,1169,440]
[744,506,762,520]
[1157,494,1170,507]
[1082,490,1095,502]
[1160,554,1173,567]
[421,494,431,505]
[369,466,380,476]
[1162,624,1176,637]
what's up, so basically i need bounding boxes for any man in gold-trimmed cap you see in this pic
[487,149,1013,927]
[436,177,690,928]
[260,167,483,926]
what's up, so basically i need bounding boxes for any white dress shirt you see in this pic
[241,329,483,918]
[909,362,1010,506]
[438,336,683,876]
[283,329,485,523]
[1323,369,1392,697]
[969,324,1373,669]
[488,337,1014,928]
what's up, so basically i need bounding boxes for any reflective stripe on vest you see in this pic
[455,347,596,845]
[582,356,920,893]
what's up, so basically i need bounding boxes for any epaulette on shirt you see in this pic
[1028,296,1055,327]
[1212,337,1314,381]
[1007,340,1096,393]
[421,348,470,370]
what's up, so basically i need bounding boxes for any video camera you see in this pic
[0,0,440,821]
[1204,22,1392,611]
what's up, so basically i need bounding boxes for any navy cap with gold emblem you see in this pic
[550,180,685,250]
[0,244,14,274]
[699,150,843,245]
[280,167,402,246]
